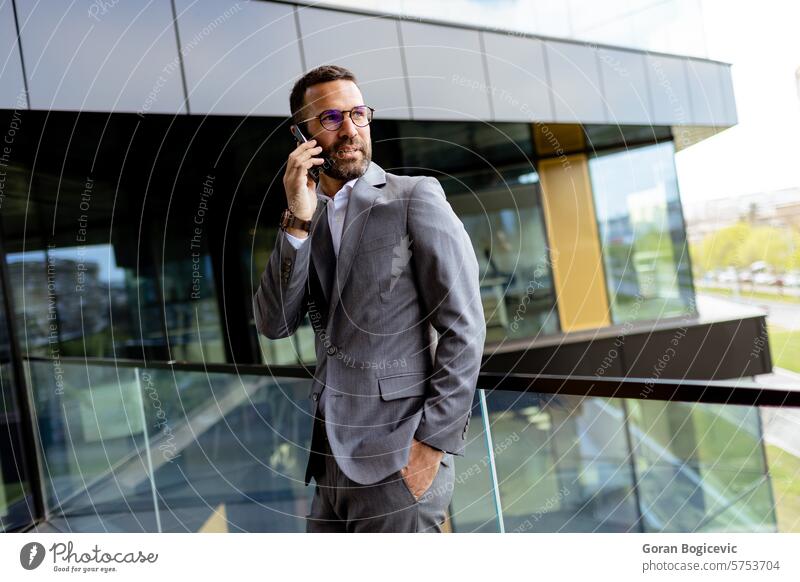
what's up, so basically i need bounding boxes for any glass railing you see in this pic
[22,358,800,532]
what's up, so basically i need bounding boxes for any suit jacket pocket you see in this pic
[377,372,428,401]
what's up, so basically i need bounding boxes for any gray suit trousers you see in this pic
[306,417,456,533]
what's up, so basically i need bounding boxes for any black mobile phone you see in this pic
[291,124,331,183]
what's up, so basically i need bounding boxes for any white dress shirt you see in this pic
[284,177,358,254]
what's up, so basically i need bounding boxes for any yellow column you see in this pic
[538,153,611,332]
[199,504,229,532]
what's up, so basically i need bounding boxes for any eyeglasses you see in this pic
[300,105,375,131]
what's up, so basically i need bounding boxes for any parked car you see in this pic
[753,272,776,285]
[783,272,800,287]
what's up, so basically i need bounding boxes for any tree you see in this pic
[739,226,798,271]
[694,222,751,272]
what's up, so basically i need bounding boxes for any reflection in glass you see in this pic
[27,361,155,527]
[448,391,500,532]
[0,272,34,530]
[589,142,694,323]
[22,356,788,532]
[394,121,559,342]
[450,170,559,342]
[141,368,314,532]
[487,390,639,532]
[161,251,225,363]
[482,389,779,532]
[629,400,775,532]
[6,250,51,358]
[28,360,320,532]
[7,244,167,360]
[247,226,316,366]
[4,211,226,363]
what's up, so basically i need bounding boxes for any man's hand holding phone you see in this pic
[283,127,326,239]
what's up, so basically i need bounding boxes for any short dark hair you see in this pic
[289,65,358,130]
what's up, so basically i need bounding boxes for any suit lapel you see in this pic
[326,161,386,324]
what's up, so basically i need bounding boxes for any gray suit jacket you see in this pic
[253,161,486,485]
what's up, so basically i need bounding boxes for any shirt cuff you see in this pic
[284,230,308,249]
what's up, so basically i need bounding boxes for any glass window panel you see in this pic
[486,390,639,532]
[6,250,51,358]
[42,244,139,358]
[589,141,695,323]
[21,360,789,532]
[246,225,317,366]
[448,391,501,532]
[451,176,559,341]
[0,109,231,364]
[161,249,226,363]
[139,368,314,532]
[26,360,157,529]
[394,121,560,341]
[29,361,320,532]
[6,243,168,360]
[0,266,35,530]
[483,390,779,532]
[0,365,34,531]
[628,399,775,532]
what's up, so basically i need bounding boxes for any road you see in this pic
[698,292,800,330]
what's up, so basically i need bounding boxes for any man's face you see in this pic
[302,80,372,181]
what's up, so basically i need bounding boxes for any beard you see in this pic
[322,138,372,181]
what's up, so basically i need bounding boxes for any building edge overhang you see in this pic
[289,0,733,67]
[1,0,737,130]
[482,309,770,381]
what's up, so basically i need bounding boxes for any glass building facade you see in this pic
[0,111,699,368]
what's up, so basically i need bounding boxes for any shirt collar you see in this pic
[316,177,358,201]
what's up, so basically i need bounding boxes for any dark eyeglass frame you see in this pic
[299,105,375,131]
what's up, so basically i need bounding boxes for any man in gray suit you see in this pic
[253,65,485,532]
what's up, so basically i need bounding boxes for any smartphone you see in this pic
[291,124,332,183]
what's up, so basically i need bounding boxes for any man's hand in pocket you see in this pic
[401,438,444,500]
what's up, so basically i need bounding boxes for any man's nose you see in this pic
[338,114,359,139]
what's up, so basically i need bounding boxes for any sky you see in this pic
[674,0,800,204]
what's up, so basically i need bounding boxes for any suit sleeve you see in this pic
[252,224,313,340]
[408,177,486,455]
